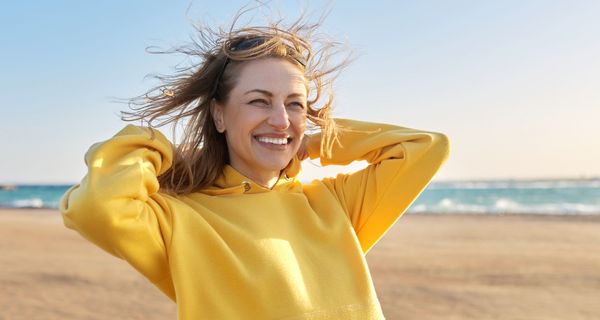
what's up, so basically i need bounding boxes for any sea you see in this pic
[1,178,599,215]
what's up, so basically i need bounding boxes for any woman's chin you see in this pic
[256,157,295,173]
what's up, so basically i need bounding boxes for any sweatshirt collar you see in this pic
[199,156,303,195]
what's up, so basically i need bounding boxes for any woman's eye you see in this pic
[249,99,269,107]
[288,102,306,110]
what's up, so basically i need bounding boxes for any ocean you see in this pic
[1,178,599,215]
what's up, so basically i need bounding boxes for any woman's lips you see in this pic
[253,135,292,150]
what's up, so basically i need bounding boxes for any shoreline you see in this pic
[1,209,599,319]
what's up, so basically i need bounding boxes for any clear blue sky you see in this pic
[1,1,599,184]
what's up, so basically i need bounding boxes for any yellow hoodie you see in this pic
[60,118,449,319]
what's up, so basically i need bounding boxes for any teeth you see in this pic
[257,137,288,145]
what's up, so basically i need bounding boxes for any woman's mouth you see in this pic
[254,135,292,149]
[255,136,291,145]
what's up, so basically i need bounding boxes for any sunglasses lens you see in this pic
[231,37,267,51]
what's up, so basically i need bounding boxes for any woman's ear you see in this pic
[210,100,226,133]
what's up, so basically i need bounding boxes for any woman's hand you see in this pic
[296,135,309,161]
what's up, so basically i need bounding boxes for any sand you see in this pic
[1,209,599,320]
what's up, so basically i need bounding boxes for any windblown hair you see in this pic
[122,11,350,195]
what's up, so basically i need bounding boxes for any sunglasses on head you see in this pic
[210,36,306,99]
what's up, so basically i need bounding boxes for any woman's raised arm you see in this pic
[306,118,450,253]
[60,125,176,300]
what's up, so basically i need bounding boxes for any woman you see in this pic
[60,17,449,320]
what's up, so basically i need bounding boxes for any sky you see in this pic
[1,1,599,184]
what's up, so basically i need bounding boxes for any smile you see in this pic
[254,135,292,146]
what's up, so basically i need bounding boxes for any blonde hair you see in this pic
[123,12,350,195]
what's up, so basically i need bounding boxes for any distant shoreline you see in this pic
[3,180,599,214]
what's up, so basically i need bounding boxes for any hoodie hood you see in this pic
[199,156,303,196]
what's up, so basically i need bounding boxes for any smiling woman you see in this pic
[210,58,308,187]
[59,9,450,320]
[120,23,344,195]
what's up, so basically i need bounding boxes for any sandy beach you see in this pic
[1,209,599,320]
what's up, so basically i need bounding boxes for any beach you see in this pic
[1,209,599,320]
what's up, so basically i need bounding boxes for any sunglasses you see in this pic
[210,36,306,99]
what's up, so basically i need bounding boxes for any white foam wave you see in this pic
[408,197,600,215]
[10,198,45,208]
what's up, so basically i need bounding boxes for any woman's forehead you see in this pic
[232,58,307,96]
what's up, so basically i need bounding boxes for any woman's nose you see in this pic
[267,104,290,130]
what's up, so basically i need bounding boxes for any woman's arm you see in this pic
[60,125,176,300]
[306,118,450,253]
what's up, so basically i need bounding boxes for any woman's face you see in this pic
[212,57,308,185]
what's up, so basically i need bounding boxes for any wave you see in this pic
[0,198,58,209]
[408,197,600,215]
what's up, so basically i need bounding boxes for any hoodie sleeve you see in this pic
[59,125,176,300]
[306,118,450,253]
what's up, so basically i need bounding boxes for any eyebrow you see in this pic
[244,89,306,99]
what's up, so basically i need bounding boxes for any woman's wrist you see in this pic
[305,133,323,160]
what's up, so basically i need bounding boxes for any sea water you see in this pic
[0,185,71,209]
[1,179,599,215]
[410,178,600,215]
